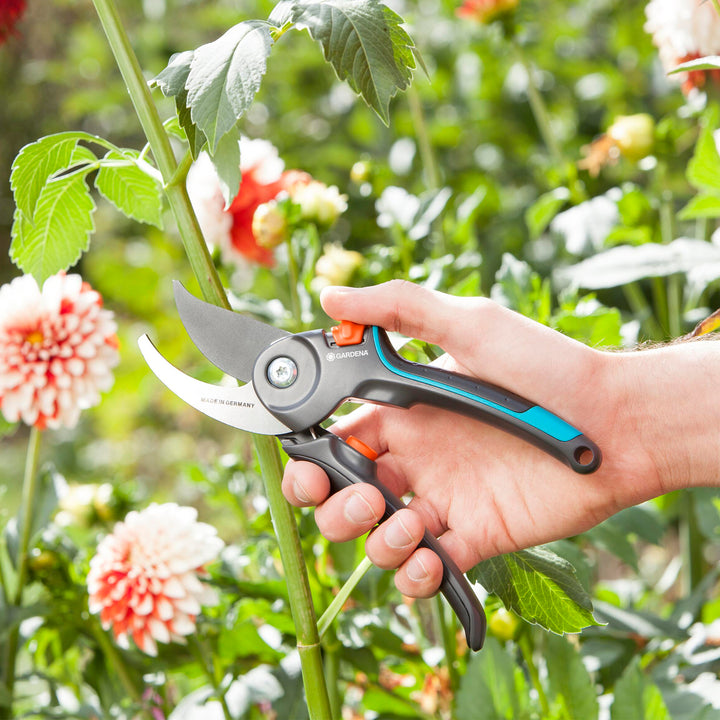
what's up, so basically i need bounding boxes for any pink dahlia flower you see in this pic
[87,503,224,657]
[0,272,119,430]
[187,137,310,267]
[645,0,720,93]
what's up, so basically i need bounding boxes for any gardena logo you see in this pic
[326,349,369,362]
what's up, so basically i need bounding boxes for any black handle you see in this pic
[281,429,487,651]
[364,328,601,474]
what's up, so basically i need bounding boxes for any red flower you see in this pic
[457,0,518,23]
[0,0,26,45]
[187,138,311,269]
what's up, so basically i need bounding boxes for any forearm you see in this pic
[612,339,720,495]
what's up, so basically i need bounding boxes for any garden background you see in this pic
[3,0,720,718]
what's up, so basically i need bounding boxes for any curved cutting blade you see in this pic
[173,281,290,382]
[138,334,291,435]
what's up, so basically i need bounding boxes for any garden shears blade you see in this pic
[139,282,604,652]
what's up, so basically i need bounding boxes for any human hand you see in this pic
[281,281,682,598]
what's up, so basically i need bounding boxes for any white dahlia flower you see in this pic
[645,0,720,92]
[0,272,119,430]
[87,503,224,657]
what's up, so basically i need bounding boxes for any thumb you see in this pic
[320,280,599,411]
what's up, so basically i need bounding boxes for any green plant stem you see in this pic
[512,42,584,203]
[323,631,342,720]
[712,0,720,17]
[13,427,42,605]
[317,555,373,638]
[519,633,550,717]
[681,492,705,594]
[190,637,232,720]
[407,84,440,191]
[253,435,332,720]
[622,282,664,340]
[434,595,459,690]
[90,3,332,717]
[90,620,144,707]
[91,0,227,309]
[2,427,42,714]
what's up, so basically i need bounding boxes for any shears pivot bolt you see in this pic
[267,357,298,388]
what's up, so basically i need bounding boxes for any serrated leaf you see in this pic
[10,134,92,221]
[150,50,194,96]
[278,0,416,124]
[10,171,96,284]
[186,21,273,151]
[546,634,599,720]
[468,546,600,633]
[95,151,164,228]
[209,128,242,208]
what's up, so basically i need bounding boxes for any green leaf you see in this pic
[468,546,600,634]
[209,127,242,208]
[10,170,96,284]
[678,194,720,220]
[546,634,599,720]
[10,133,97,220]
[611,658,670,720]
[274,0,416,124]
[455,636,531,720]
[669,55,720,74]
[151,52,208,157]
[185,21,273,152]
[95,151,164,228]
[525,187,570,239]
[687,108,720,192]
[151,49,194,96]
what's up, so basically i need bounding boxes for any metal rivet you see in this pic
[267,357,298,388]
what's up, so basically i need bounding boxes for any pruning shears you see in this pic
[138,282,602,651]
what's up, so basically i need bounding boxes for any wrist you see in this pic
[613,341,720,495]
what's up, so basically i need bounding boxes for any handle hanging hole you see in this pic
[574,445,595,467]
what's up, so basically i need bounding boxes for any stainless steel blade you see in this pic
[173,281,290,382]
[138,334,291,435]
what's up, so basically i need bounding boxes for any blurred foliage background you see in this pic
[3,0,720,718]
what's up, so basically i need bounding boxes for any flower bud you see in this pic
[350,160,372,184]
[607,114,655,161]
[488,607,521,641]
[314,244,363,287]
[291,181,348,226]
[252,200,288,249]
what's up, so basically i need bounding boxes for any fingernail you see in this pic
[406,555,429,582]
[294,478,312,504]
[385,516,413,549]
[344,493,378,525]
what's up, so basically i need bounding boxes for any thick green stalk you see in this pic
[90,3,332,717]
[2,427,42,714]
[91,0,227,309]
[253,435,332,719]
